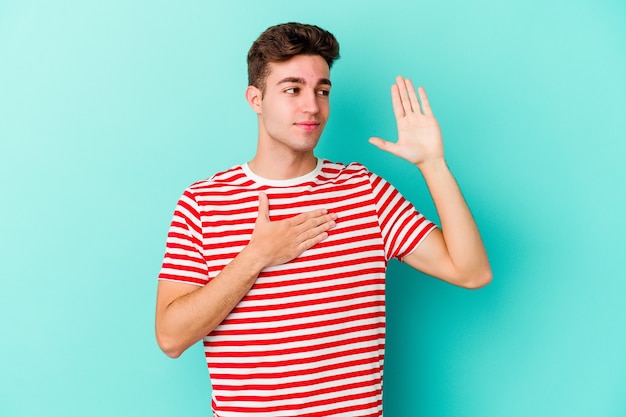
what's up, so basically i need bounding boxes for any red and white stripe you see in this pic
[159,159,436,416]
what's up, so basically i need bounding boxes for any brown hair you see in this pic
[247,22,340,91]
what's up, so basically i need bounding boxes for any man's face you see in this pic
[251,54,331,155]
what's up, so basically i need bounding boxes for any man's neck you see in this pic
[247,152,318,180]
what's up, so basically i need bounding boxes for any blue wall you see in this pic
[1,1,625,416]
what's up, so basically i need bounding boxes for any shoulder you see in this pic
[188,165,246,189]
[172,165,251,213]
[181,164,250,195]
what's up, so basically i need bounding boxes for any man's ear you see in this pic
[245,85,262,114]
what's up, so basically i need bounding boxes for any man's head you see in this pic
[247,22,340,93]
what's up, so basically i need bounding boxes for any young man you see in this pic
[156,22,491,416]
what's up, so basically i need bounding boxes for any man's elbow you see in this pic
[459,267,492,289]
[156,331,185,359]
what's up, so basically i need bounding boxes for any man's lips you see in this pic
[295,121,321,131]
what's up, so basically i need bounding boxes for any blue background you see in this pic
[1,1,625,416]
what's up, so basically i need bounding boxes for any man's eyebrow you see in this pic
[277,77,305,85]
[276,77,332,86]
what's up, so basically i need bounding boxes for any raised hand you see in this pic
[369,76,444,167]
[248,192,337,267]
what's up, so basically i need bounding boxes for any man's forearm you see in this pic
[418,157,492,286]
[156,246,265,358]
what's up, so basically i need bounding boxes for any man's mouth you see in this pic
[295,121,320,131]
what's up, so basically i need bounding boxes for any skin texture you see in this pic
[155,59,491,358]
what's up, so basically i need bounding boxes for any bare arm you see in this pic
[155,192,337,358]
[369,76,491,288]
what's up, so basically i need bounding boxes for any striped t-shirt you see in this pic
[158,158,436,417]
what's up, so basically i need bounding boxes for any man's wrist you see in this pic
[236,244,268,276]
[415,157,448,173]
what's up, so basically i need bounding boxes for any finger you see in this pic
[390,84,405,120]
[257,192,270,223]
[288,212,334,241]
[405,78,422,115]
[418,86,434,116]
[395,75,413,114]
[297,212,337,234]
[307,217,337,236]
[290,207,331,227]
[298,231,329,252]
[369,137,400,157]
[297,218,337,246]
[368,137,390,150]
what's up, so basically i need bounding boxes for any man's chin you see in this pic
[290,135,321,152]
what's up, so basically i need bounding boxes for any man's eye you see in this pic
[285,88,299,94]
[318,89,330,97]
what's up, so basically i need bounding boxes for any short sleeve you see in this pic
[368,172,437,261]
[158,189,208,286]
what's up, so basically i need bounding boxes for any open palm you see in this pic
[369,76,443,166]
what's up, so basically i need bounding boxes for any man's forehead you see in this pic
[266,56,330,84]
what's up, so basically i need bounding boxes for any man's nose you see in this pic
[300,90,319,113]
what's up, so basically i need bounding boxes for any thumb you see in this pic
[257,192,270,223]
[369,137,407,161]
[369,137,394,152]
